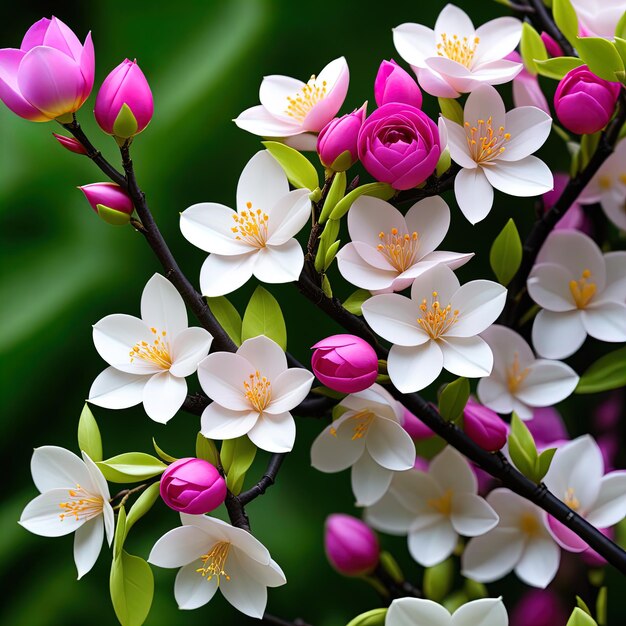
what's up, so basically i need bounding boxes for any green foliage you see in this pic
[152,438,178,463]
[220,436,257,494]
[424,557,454,602]
[329,182,395,220]
[438,97,464,124]
[324,240,341,271]
[616,11,626,39]
[97,204,132,226]
[378,550,403,584]
[319,171,347,223]
[508,414,555,483]
[614,37,626,72]
[196,432,221,466]
[436,148,452,177]
[566,608,598,626]
[343,289,371,315]
[125,483,161,540]
[576,37,625,82]
[321,274,333,298]
[596,587,607,626]
[316,219,341,272]
[490,218,522,286]
[576,346,626,393]
[438,377,469,422]
[535,57,584,79]
[206,296,242,345]
[553,0,579,47]
[110,550,154,626]
[78,404,103,462]
[241,286,287,350]
[345,608,388,626]
[263,141,319,190]
[576,596,592,616]
[97,453,167,483]
[520,22,548,75]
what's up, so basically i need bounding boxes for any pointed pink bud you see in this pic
[79,182,133,216]
[325,514,379,576]
[374,59,422,108]
[463,398,508,452]
[401,407,434,440]
[540,32,563,58]
[511,589,568,626]
[53,133,87,155]
[317,104,367,171]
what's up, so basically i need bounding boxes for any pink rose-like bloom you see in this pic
[160,457,227,515]
[311,334,378,393]
[0,16,94,121]
[511,589,568,626]
[374,59,422,108]
[317,104,366,171]
[463,398,508,452]
[79,182,134,215]
[357,102,440,190]
[53,133,87,155]
[543,172,592,233]
[554,66,621,135]
[95,59,153,137]
[325,514,379,576]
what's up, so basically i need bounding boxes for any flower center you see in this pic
[569,269,596,309]
[564,487,580,511]
[231,202,269,248]
[285,75,328,123]
[519,512,541,536]
[129,328,171,369]
[417,291,459,340]
[196,541,231,585]
[59,484,103,522]
[437,33,480,68]
[506,352,530,394]
[244,370,272,413]
[464,118,511,163]
[377,228,419,272]
[598,175,612,190]
[427,488,453,516]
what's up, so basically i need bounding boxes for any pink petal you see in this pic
[0,48,49,120]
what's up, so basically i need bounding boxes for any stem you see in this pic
[239,453,286,505]
[523,0,576,57]
[111,483,148,510]
[392,165,459,207]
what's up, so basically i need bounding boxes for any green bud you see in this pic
[309,187,323,203]
[346,608,388,626]
[378,550,403,584]
[424,557,454,602]
[464,578,488,600]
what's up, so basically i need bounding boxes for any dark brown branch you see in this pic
[392,164,459,207]
[239,453,286,505]
[522,0,576,57]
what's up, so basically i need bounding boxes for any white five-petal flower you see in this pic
[336,196,473,293]
[180,151,312,296]
[366,446,499,567]
[393,4,522,98]
[386,597,508,626]
[19,446,114,579]
[198,335,314,453]
[441,84,553,224]
[310,383,416,506]
[148,513,286,617]
[477,325,579,420]
[528,230,626,359]
[89,274,213,424]
[571,0,626,39]
[362,264,506,393]
[462,488,560,588]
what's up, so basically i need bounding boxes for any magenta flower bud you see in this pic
[511,589,568,626]
[317,104,366,171]
[401,407,434,440]
[0,17,94,122]
[554,66,621,135]
[581,526,613,567]
[53,133,87,155]
[540,32,563,58]
[463,398,508,452]
[594,391,622,432]
[79,182,134,226]
[95,59,154,139]
[543,173,592,233]
[325,514,379,576]
[526,406,569,449]
[374,60,422,108]
[357,103,440,190]
[160,457,226,514]
[311,334,378,393]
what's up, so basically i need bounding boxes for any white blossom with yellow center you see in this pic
[198,336,314,453]
[477,325,579,421]
[310,384,416,506]
[19,446,114,579]
[366,446,499,567]
[149,514,286,617]
[528,230,626,360]
[386,597,509,626]
[362,264,506,393]
[89,273,213,424]
[180,151,312,297]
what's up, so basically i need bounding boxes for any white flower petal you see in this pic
[234,105,302,137]
[586,471,626,528]
[141,274,188,339]
[602,251,626,303]
[477,377,515,415]
[387,597,452,626]
[20,488,86,537]
[462,529,524,582]
[470,59,523,85]
[310,417,366,473]
[430,446,477,494]
[352,453,394,506]
[452,598,508,626]
[303,57,349,131]
[425,57,479,94]
[365,490,417,535]
[265,368,314,415]
[244,556,286,588]
[483,156,553,197]
[410,263,461,305]
[253,240,304,284]
[582,302,626,342]
[199,251,256,297]
[444,119,478,169]
[219,550,269,618]
[237,151,290,211]
[435,4,476,41]
[266,189,311,245]
[74,516,103,579]
[351,240,396,271]
[30,446,93,493]
[259,74,306,121]
[174,561,218,610]
[420,251,474,273]
[388,342,443,392]
[454,167,494,224]
[238,335,288,381]
[200,404,259,441]
[82,452,111,502]
[464,84,505,130]
[473,17,522,66]
[142,371,187,424]
[450,493,499,537]
[337,244,397,290]
[198,352,254,411]
[515,535,560,588]
[500,106,552,162]
[404,196,451,257]
[408,517,457,566]
[532,309,586,359]
[417,66,462,98]
[481,325,534,372]
[148,525,211,568]
[366,417,416,471]
[527,263,577,312]
[601,192,626,231]
[247,411,296,453]
[515,360,579,407]
[362,294,428,346]
[448,280,507,337]
[169,327,213,378]
[348,196,406,249]
[440,336,494,378]
[283,132,319,151]
[393,23,436,68]
[88,366,147,411]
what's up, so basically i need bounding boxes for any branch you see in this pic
[522,0,576,57]
[392,164,459,207]
[239,453,286,505]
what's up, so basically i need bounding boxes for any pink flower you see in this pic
[526,406,569,450]
[463,398,508,451]
[357,103,440,190]
[325,514,379,576]
[540,33,563,58]
[507,52,549,114]
[317,104,366,171]
[0,17,94,121]
[159,457,227,514]
[374,59,422,108]
[311,334,378,393]
[401,407,434,440]
[79,182,134,225]
[511,589,568,626]
[542,172,592,233]
[53,133,87,155]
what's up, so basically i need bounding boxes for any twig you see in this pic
[239,453,286,505]
[392,164,459,207]
[523,0,576,57]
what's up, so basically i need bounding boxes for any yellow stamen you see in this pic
[427,489,453,516]
[377,228,420,272]
[244,370,272,413]
[417,291,459,339]
[59,484,103,522]
[348,409,375,440]
[569,269,596,309]
[231,202,269,248]
[598,175,612,190]
[506,352,530,394]
[464,117,511,163]
[437,33,480,68]
[196,542,231,585]
[285,75,328,123]
[129,327,171,369]
[519,512,540,536]
[564,487,580,511]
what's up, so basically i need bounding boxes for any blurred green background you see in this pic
[1,1,623,624]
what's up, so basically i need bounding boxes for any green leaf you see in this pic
[436,148,452,177]
[262,141,319,190]
[596,586,607,626]
[319,171,347,223]
[321,274,333,298]
[343,289,371,316]
[580,132,601,169]
[553,0,579,47]
[511,413,536,453]
[97,204,132,226]
[324,240,341,270]
[566,607,598,626]
[520,22,548,75]
[614,37,626,69]
[616,11,626,39]
[509,413,540,480]
[438,97,464,125]
[345,608,388,626]
[78,404,103,462]
[576,346,626,393]
[535,447,557,482]
[196,432,220,466]
[315,218,340,272]
[152,438,178,463]
[113,103,139,139]
[490,218,522,286]
[329,182,395,220]
[241,286,287,350]
[576,37,624,82]
[125,483,160,539]
[438,377,469,422]
[220,436,257,495]
[576,596,592,616]
[206,296,242,346]
[535,57,584,79]
[110,551,154,626]
[508,433,536,478]
[423,557,454,602]
[113,506,127,559]
[97,453,167,483]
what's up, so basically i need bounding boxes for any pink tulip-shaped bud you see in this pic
[554,66,621,135]
[542,172,592,233]
[401,407,434,440]
[511,589,568,626]
[53,133,87,155]
[79,182,134,226]
[374,59,422,108]
[95,59,153,139]
[311,334,378,393]
[463,398,508,452]
[325,514,379,576]
[594,391,622,432]
[540,32,563,58]
[0,17,94,122]
[317,104,367,171]
[160,457,227,515]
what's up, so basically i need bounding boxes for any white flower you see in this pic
[528,230,626,359]
[362,264,506,393]
[477,325,579,420]
[386,597,508,626]
[148,513,286,617]
[19,446,114,579]
[198,335,313,453]
[365,446,499,567]
[336,195,473,293]
[571,0,626,39]
[543,435,626,552]
[234,57,349,150]
[462,488,560,588]
[180,151,312,296]
[393,3,522,98]
[89,274,212,424]
[310,383,416,506]
[441,84,553,224]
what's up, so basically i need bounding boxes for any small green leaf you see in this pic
[324,240,341,270]
[321,274,333,298]
[443,591,470,615]
[97,453,167,483]
[580,133,601,169]
[566,607,598,626]
[553,0,579,47]
[438,377,469,422]
[576,346,626,393]
[596,586,607,626]
[113,103,139,139]
[315,218,340,272]
[110,551,154,626]
[438,97,464,124]
[329,182,394,220]
[152,438,177,463]
[436,148,452,177]
[125,483,160,539]
[576,37,624,82]
[378,550,403,583]
[319,171,347,223]
[206,296,242,346]
[520,22,548,75]
[97,204,131,226]
[535,447,557,482]
[424,557,454,602]
[508,434,536,478]
[220,436,257,495]
[196,433,220,466]
[616,12,626,39]
[345,608,388,626]
[343,289,371,316]
[263,141,319,190]
[490,218,522,286]
[614,37,626,69]
[78,404,103,462]
[113,506,127,559]
[576,596,592,616]
[535,57,584,79]
[241,286,287,350]
[509,413,540,480]
[511,413,536,452]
